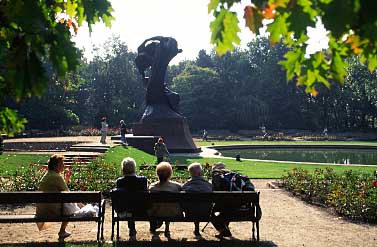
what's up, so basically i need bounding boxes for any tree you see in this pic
[0,0,113,135]
[208,0,377,94]
[75,37,143,128]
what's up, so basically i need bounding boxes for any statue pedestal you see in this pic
[132,117,200,153]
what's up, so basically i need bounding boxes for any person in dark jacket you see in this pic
[115,157,148,241]
[182,163,212,238]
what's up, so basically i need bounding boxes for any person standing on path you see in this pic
[154,137,169,164]
[120,120,127,144]
[100,117,108,144]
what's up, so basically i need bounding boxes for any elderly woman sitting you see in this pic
[36,154,74,240]
[148,162,182,240]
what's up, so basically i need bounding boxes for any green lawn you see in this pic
[0,154,50,174]
[102,145,376,179]
[0,142,376,178]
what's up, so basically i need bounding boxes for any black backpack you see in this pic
[212,169,255,192]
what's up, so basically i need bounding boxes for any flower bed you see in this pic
[0,160,213,193]
[282,167,377,223]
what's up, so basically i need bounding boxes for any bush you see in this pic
[282,168,377,223]
[0,160,120,192]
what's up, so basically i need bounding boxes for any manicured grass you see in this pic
[168,157,377,179]
[102,145,156,168]
[0,154,50,174]
[195,140,377,146]
[102,146,376,179]
[1,142,375,178]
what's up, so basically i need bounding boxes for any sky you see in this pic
[73,0,255,63]
[73,0,328,63]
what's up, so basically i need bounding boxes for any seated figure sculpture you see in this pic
[135,36,182,118]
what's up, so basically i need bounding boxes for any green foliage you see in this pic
[0,0,113,134]
[0,164,45,191]
[74,37,143,127]
[208,0,377,94]
[282,168,377,222]
[0,108,27,136]
[67,159,119,192]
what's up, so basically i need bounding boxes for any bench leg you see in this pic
[111,219,115,241]
[117,220,120,240]
[97,220,101,241]
[252,222,256,241]
[101,215,105,240]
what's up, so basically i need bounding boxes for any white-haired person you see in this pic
[182,162,212,238]
[115,157,148,241]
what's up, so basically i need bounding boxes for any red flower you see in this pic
[372,181,377,187]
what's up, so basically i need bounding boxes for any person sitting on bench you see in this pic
[36,154,74,240]
[182,162,212,238]
[149,162,182,240]
[115,157,148,241]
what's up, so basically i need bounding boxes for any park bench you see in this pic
[110,190,261,241]
[0,191,106,241]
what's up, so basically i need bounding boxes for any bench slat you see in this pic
[0,191,101,203]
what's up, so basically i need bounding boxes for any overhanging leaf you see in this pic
[244,5,263,34]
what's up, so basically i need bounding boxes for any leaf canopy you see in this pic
[208,0,377,94]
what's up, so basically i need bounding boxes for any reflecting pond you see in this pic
[220,148,377,165]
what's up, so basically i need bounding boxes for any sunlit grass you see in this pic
[0,154,50,174]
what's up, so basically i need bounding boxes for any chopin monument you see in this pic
[131,36,199,153]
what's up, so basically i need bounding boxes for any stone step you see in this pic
[68,146,109,153]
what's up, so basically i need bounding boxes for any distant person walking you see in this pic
[323,127,328,137]
[154,137,169,164]
[100,117,108,144]
[202,129,208,141]
[120,120,127,144]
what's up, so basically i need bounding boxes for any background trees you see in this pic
[6,36,377,133]
[0,0,113,135]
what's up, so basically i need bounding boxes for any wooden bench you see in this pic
[110,191,261,241]
[0,191,106,241]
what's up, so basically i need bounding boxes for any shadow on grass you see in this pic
[0,240,278,247]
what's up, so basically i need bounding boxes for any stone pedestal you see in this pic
[133,117,200,153]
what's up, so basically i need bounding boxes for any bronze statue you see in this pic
[135,36,182,120]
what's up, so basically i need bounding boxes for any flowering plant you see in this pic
[282,168,377,223]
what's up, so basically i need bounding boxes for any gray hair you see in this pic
[212,162,225,170]
[121,157,136,175]
[188,162,203,177]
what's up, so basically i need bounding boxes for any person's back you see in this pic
[114,157,147,241]
[116,175,147,192]
[149,179,181,217]
[148,162,181,239]
[182,163,212,237]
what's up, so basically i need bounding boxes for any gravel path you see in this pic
[0,180,376,246]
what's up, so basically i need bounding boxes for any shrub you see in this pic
[282,168,377,223]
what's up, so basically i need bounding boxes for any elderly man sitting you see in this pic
[115,157,148,241]
[182,162,212,238]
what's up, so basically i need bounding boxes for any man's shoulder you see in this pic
[182,177,212,192]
